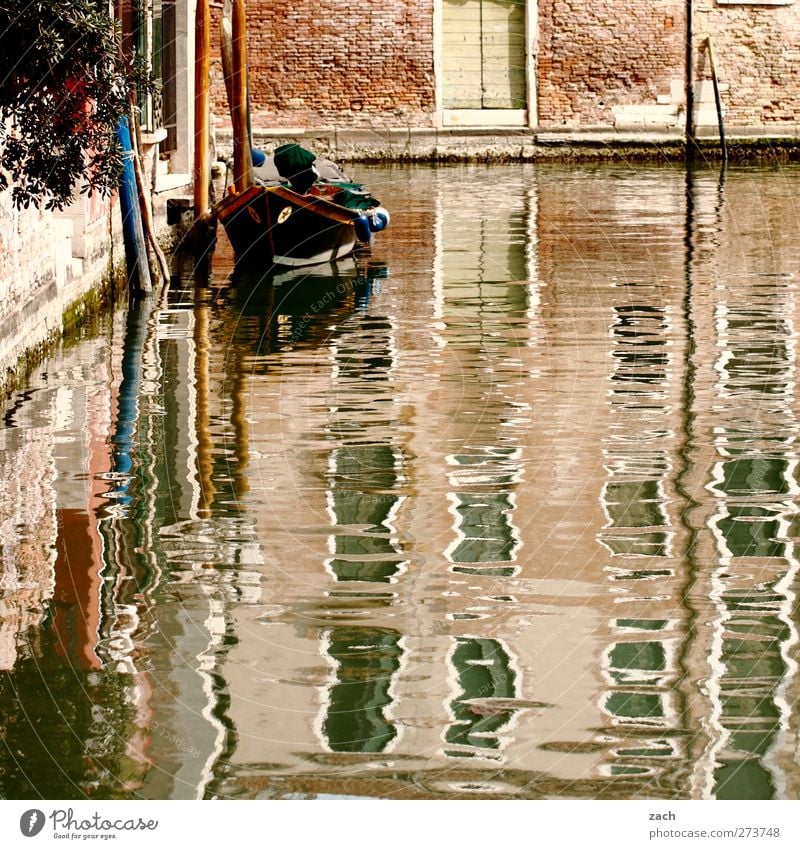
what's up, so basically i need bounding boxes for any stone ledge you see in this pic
[215,125,800,163]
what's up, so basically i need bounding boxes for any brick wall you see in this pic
[537,0,685,128]
[694,1,800,127]
[210,1,436,131]
[213,1,800,132]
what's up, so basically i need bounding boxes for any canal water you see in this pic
[2,162,800,800]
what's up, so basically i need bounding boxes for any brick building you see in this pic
[215,0,800,133]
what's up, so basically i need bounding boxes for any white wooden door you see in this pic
[442,0,527,114]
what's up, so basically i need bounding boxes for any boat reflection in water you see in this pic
[228,253,389,354]
[2,164,800,800]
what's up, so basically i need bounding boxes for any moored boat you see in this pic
[215,144,389,268]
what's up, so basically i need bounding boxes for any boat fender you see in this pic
[354,213,372,243]
[368,207,390,233]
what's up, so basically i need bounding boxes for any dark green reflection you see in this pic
[604,691,664,720]
[610,305,669,388]
[716,507,782,559]
[601,479,669,556]
[609,641,666,673]
[707,287,794,800]
[724,338,789,396]
[604,638,667,719]
[714,760,775,801]
[604,481,665,528]
[450,493,517,564]
[0,640,142,798]
[718,458,790,497]
[711,602,787,800]
[328,445,405,582]
[445,638,517,757]
[322,627,402,753]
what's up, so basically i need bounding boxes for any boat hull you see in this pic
[214,184,360,268]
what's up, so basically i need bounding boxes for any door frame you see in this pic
[434,0,538,129]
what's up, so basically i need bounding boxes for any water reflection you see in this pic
[702,273,800,800]
[2,163,800,799]
[444,638,519,761]
[320,627,403,753]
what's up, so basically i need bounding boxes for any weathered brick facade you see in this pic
[219,0,800,132]
[537,0,685,127]
[694,0,800,127]
[210,1,436,130]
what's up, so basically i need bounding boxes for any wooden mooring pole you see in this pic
[685,0,696,161]
[231,0,253,192]
[704,37,728,164]
[193,0,211,220]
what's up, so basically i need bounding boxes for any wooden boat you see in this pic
[215,181,364,268]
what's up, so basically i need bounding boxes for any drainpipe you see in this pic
[685,0,696,160]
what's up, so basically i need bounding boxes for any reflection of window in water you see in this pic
[320,627,402,754]
[705,576,790,799]
[610,305,670,388]
[600,303,673,560]
[599,480,670,558]
[714,505,784,559]
[600,620,678,777]
[448,492,518,564]
[704,288,798,800]
[324,312,406,584]
[717,332,791,400]
[326,445,406,583]
[712,458,792,498]
[437,174,531,347]
[444,638,518,760]
[598,299,678,781]
[445,447,522,577]
[603,639,668,725]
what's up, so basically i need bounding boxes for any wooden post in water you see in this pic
[685,0,696,161]
[116,117,152,297]
[231,0,253,192]
[704,37,728,164]
[194,0,211,219]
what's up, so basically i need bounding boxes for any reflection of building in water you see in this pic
[232,166,702,797]
[697,277,800,799]
[0,331,152,796]
[316,308,407,753]
[217,270,416,779]
[324,313,407,587]
[0,290,264,799]
[3,167,790,800]
[672,171,800,800]
[132,294,267,799]
[0,427,57,671]
[432,169,532,768]
[596,297,688,785]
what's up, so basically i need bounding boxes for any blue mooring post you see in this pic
[116,117,152,296]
